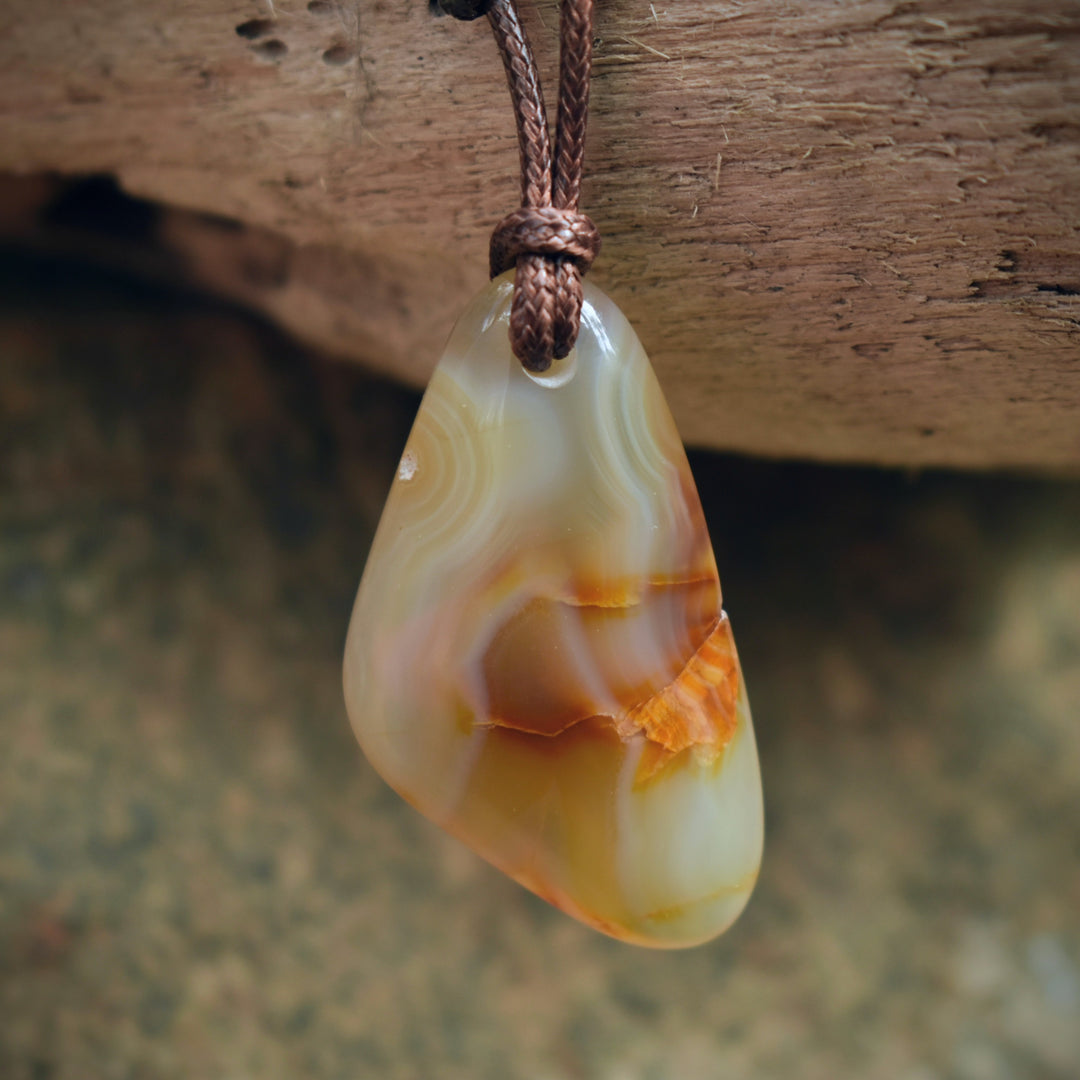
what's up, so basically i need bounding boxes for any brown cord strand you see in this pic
[550,0,594,360]
[553,0,592,214]
[448,0,598,372]
[487,0,551,209]
[486,0,555,367]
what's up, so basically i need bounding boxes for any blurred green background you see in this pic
[1,182,1078,1080]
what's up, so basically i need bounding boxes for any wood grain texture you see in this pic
[1,0,1078,467]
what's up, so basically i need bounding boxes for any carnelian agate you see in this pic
[344,274,763,947]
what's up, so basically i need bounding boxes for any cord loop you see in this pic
[449,0,597,371]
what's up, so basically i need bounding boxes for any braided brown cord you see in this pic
[487,0,551,209]
[454,0,598,372]
[549,0,594,360]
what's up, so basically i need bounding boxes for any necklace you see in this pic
[343,0,762,948]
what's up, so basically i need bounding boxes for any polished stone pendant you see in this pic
[344,273,763,948]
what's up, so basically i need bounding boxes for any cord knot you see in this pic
[489,206,600,372]
[489,206,600,278]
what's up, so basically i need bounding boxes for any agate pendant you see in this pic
[344,274,763,948]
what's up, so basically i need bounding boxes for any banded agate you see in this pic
[344,274,763,948]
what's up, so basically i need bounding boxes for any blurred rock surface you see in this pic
[0,249,1078,1080]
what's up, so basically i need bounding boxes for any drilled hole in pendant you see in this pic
[524,347,577,389]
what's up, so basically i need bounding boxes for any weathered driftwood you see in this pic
[1,0,1078,468]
